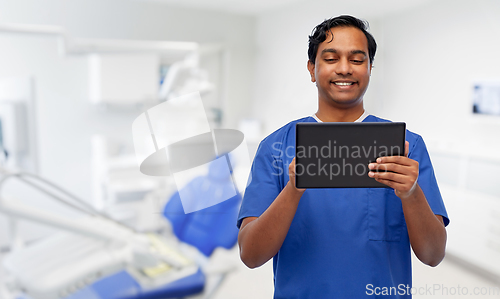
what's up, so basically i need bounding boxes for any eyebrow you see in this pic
[321,49,367,57]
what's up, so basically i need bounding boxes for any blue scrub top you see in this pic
[237,115,449,298]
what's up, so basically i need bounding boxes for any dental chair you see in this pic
[1,160,242,299]
[59,195,241,299]
[64,181,242,299]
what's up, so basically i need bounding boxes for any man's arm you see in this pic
[368,141,447,267]
[238,158,305,269]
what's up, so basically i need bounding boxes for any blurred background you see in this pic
[0,0,499,298]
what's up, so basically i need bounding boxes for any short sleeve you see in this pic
[409,135,450,226]
[237,140,283,228]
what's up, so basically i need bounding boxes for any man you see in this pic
[237,15,449,298]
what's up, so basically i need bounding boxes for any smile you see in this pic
[332,82,355,86]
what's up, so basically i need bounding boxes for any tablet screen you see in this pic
[295,122,406,188]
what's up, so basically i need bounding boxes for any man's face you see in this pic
[307,26,372,108]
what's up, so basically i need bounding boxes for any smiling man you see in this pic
[309,25,372,120]
[237,15,449,298]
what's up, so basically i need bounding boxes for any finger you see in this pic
[290,157,296,174]
[289,157,306,191]
[368,163,414,176]
[375,177,417,197]
[368,170,408,184]
[405,141,409,157]
[375,155,416,167]
[370,171,418,193]
[289,158,297,177]
[372,177,406,189]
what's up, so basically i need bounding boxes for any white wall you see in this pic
[380,0,500,278]
[380,0,500,150]
[0,0,256,246]
[251,0,434,135]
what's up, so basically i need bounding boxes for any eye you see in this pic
[351,60,364,64]
[324,58,337,62]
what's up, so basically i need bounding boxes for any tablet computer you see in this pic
[295,122,406,188]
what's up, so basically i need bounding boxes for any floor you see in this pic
[411,253,500,299]
[1,247,498,298]
[214,248,500,298]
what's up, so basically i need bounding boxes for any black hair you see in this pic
[308,15,377,65]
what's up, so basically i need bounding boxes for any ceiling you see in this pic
[136,0,311,15]
[137,0,433,16]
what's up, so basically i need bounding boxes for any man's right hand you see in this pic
[238,157,306,269]
[289,157,306,193]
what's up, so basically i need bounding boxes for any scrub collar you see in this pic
[312,110,368,123]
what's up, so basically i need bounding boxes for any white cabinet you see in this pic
[89,54,160,105]
[430,147,500,278]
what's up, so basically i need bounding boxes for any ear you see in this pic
[307,60,316,82]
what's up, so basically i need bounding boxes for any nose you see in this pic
[335,58,352,76]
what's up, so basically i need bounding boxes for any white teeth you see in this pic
[333,82,354,86]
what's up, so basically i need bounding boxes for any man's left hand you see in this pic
[368,141,418,199]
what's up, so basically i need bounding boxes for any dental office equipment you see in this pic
[0,164,240,299]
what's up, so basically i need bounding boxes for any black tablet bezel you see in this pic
[295,122,406,188]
